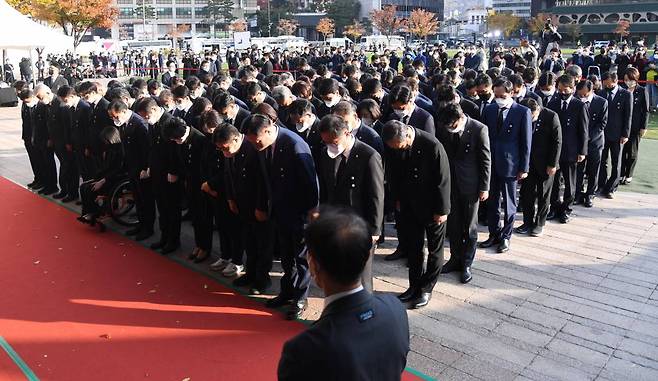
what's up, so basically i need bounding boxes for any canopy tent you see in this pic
[0,0,73,51]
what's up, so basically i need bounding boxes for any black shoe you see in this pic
[559,213,570,224]
[546,210,557,221]
[53,191,67,199]
[126,227,141,236]
[150,240,166,250]
[440,259,460,274]
[385,248,406,261]
[603,192,614,199]
[478,236,500,248]
[514,224,531,235]
[134,230,154,241]
[232,275,252,287]
[30,182,44,190]
[266,295,292,309]
[161,243,180,255]
[409,292,432,309]
[39,187,58,195]
[584,198,593,208]
[27,181,39,188]
[497,239,510,253]
[574,196,583,206]
[286,299,307,320]
[193,250,210,263]
[61,195,78,203]
[250,279,272,295]
[530,225,544,237]
[398,287,418,303]
[461,267,473,284]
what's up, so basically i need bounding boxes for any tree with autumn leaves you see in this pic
[344,21,365,43]
[407,9,440,41]
[277,18,299,36]
[614,20,631,42]
[370,5,406,44]
[487,12,522,38]
[9,0,117,50]
[316,18,335,41]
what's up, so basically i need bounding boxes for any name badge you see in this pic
[358,309,374,322]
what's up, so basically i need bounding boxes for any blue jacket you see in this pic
[483,102,532,178]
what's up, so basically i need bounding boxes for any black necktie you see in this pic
[608,92,613,103]
[402,114,409,125]
[334,154,346,185]
[562,101,568,113]
[497,107,506,132]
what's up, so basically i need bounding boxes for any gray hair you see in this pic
[271,85,293,103]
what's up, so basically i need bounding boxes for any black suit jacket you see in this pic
[289,117,324,163]
[529,108,562,174]
[353,122,384,155]
[517,90,543,108]
[70,100,93,150]
[460,98,482,121]
[597,88,632,142]
[386,128,451,222]
[170,127,207,183]
[224,136,264,222]
[90,97,112,154]
[628,85,650,135]
[119,112,150,177]
[318,139,385,235]
[21,103,34,141]
[547,97,588,162]
[147,111,175,182]
[583,94,608,147]
[437,117,491,196]
[384,106,435,136]
[278,290,409,381]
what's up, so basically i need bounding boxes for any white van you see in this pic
[359,35,405,51]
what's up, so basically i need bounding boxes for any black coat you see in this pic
[31,102,51,148]
[147,111,175,182]
[597,88,632,142]
[353,122,384,155]
[628,85,650,135]
[529,108,562,174]
[89,97,112,154]
[546,97,588,162]
[386,128,451,223]
[170,127,206,183]
[43,75,69,93]
[70,100,93,150]
[317,139,385,235]
[583,94,608,147]
[278,290,409,381]
[384,106,435,136]
[20,103,34,141]
[289,117,324,163]
[119,112,150,178]
[224,136,266,221]
[95,142,124,182]
[437,117,491,196]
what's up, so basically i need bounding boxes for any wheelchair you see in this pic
[81,177,139,232]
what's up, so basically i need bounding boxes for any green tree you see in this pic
[256,1,292,36]
[205,0,236,36]
[326,0,361,35]
[133,0,156,21]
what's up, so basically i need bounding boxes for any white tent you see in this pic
[0,0,73,51]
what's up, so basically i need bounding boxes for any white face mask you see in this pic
[25,100,38,108]
[361,117,373,127]
[541,89,554,97]
[296,114,316,132]
[625,80,637,88]
[495,97,513,108]
[113,118,123,127]
[326,143,345,159]
[324,96,339,108]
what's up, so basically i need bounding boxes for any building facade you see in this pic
[549,0,658,44]
[113,0,258,40]
[492,0,531,18]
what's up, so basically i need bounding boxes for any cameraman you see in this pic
[541,19,562,59]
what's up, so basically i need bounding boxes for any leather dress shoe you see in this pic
[440,259,460,274]
[161,243,180,255]
[398,287,418,303]
[385,248,406,261]
[39,187,58,195]
[53,191,67,199]
[126,227,141,236]
[478,236,500,248]
[266,295,292,309]
[150,240,166,250]
[546,210,557,221]
[497,239,510,253]
[61,195,78,203]
[514,224,531,235]
[27,181,39,188]
[559,213,570,224]
[584,198,593,208]
[30,182,44,190]
[193,250,210,263]
[286,299,307,320]
[250,279,272,295]
[530,225,544,237]
[603,192,614,199]
[134,230,154,241]
[461,266,473,284]
[409,292,432,309]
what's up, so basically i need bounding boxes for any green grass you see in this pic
[646,113,658,140]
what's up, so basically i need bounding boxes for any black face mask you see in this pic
[479,92,492,101]
[559,92,571,101]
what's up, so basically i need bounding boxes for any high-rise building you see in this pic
[492,0,531,18]
[362,0,445,21]
[113,0,258,40]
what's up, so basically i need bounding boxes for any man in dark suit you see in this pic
[161,61,177,88]
[66,89,94,184]
[382,120,451,309]
[384,84,435,136]
[245,114,319,320]
[620,67,649,185]
[108,100,152,241]
[332,101,384,155]
[436,104,491,284]
[547,74,588,223]
[575,79,608,208]
[43,64,69,93]
[32,84,59,195]
[52,86,80,202]
[277,207,409,381]
[541,49,565,74]
[214,91,251,132]
[510,74,543,107]
[597,71,632,198]
[474,73,495,120]
[316,115,384,292]
[535,72,558,106]
[433,85,481,126]
[315,78,342,119]
[288,99,324,162]
[478,78,532,253]
[17,89,43,189]
[77,81,112,172]
[516,99,561,237]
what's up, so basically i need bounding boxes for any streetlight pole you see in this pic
[142,0,147,40]
[267,0,271,37]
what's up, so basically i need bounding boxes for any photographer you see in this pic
[541,19,562,59]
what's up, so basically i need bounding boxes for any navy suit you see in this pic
[385,106,435,136]
[353,122,384,155]
[597,87,632,194]
[576,95,608,202]
[482,102,532,240]
[259,127,319,301]
[278,290,410,381]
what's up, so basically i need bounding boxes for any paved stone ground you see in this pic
[2,105,658,381]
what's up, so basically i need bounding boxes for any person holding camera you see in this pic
[541,20,562,59]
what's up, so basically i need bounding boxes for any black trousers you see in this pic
[621,133,641,179]
[275,223,310,302]
[398,208,446,294]
[576,140,604,201]
[54,146,78,197]
[550,161,577,216]
[488,176,518,240]
[79,179,114,217]
[74,147,95,181]
[243,219,275,289]
[36,144,57,189]
[599,140,622,194]
[447,192,479,269]
[185,179,205,248]
[161,181,183,246]
[24,140,41,183]
[521,167,555,227]
[136,177,155,233]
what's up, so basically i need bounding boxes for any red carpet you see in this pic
[0,176,426,381]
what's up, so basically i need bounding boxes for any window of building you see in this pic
[177,7,192,17]
[117,0,133,4]
[194,7,207,17]
[156,0,172,4]
[157,7,173,18]
[119,7,134,19]
[176,0,192,3]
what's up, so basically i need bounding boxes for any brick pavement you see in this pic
[1,105,657,381]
